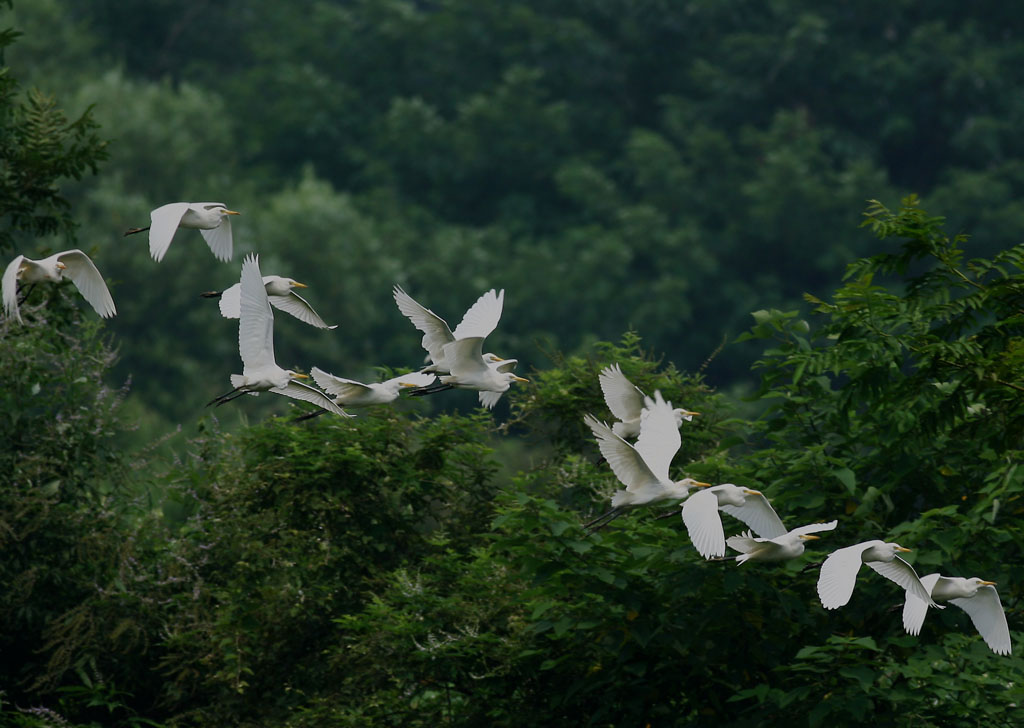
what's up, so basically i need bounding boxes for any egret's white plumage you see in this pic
[3,250,116,323]
[393,285,505,373]
[726,521,838,564]
[682,484,786,559]
[817,541,937,610]
[903,575,1011,655]
[211,276,336,329]
[599,363,698,439]
[583,391,709,529]
[310,367,436,411]
[434,337,528,408]
[130,202,240,262]
[209,253,347,416]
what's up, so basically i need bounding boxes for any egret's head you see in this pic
[220,207,241,217]
[680,479,712,490]
[893,544,912,553]
[484,353,504,363]
[972,578,997,587]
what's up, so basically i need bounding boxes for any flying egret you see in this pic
[817,540,938,609]
[202,276,337,329]
[583,391,710,531]
[292,367,438,420]
[682,484,787,559]
[903,575,1011,655]
[393,285,506,373]
[599,363,699,439]
[726,521,838,564]
[207,253,347,416]
[125,202,240,262]
[3,250,116,323]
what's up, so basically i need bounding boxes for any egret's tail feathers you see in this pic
[230,374,246,389]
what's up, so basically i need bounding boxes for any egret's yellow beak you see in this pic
[981,580,997,586]
[490,355,505,362]
[513,376,529,383]
[799,534,820,541]
[224,209,241,215]
[293,373,309,379]
[744,488,762,496]
[292,281,307,288]
[693,481,712,488]
[895,546,912,553]
[684,409,701,417]
[399,382,419,387]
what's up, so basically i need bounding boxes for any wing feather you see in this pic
[148,202,190,262]
[272,379,353,417]
[393,285,453,365]
[902,573,942,635]
[310,367,372,398]
[817,541,877,610]
[789,520,838,538]
[682,488,727,559]
[478,390,504,409]
[238,255,275,370]
[599,364,646,422]
[452,288,504,340]
[950,586,1012,655]
[57,250,116,318]
[865,556,936,606]
[2,255,25,322]
[218,282,242,318]
[199,217,233,262]
[720,492,787,539]
[270,291,336,329]
[445,337,488,376]
[633,391,680,481]
[584,414,658,492]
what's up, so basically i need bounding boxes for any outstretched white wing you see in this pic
[385,371,436,388]
[682,487,727,559]
[584,414,660,492]
[950,585,1012,655]
[479,390,504,409]
[238,254,275,370]
[445,337,489,377]
[903,573,942,636]
[310,367,373,399]
[790,521,838,538]
[720,492,787,539]
[599,364,646,423]
[198,212,233,262]
[270,291,336,329]
[271,379,353,417]
[2,255,25,322]
[817,541,879,610]
[218,282,242,318]
[148,202,190,262]
[866,556,936,607]
[451,288,504,341]
[56,250,116,318]
[393,285,454,366]
[633,391,680,482]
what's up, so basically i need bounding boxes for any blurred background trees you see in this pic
[2,2,1023,726]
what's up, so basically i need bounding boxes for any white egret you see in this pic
[903,574,1011,655]
[583,391,710,531]
[682,484,787,559]
[207,253,347,417]
[817,540,937,609]
[599,363,698,439]
[393,285,506,373]
[125,202,240,262]
[202,276,337,329]
[3,250,116,323]
[293,367,438,420]
[726,521,838,564]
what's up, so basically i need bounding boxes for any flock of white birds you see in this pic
[1,201,1011,656]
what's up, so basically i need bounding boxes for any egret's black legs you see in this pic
[583,507,622,533]
[655,508,681,521]
[407,382,455,397]
[292,408,328,423]
[17,283,36,305]
[207,387,249,407]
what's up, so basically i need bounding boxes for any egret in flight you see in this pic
[125,202,240,262]
[726,521,838,564]
[583,391,710,531]
[202,275,336,329]
[393,285,506,373]
[902,575,1011,655]
[292,367,438,420]
[3,250,116,323]
[599,363,698,439]
[817,540,937,609]
[207,253,347,416]
[682,484,786,559]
